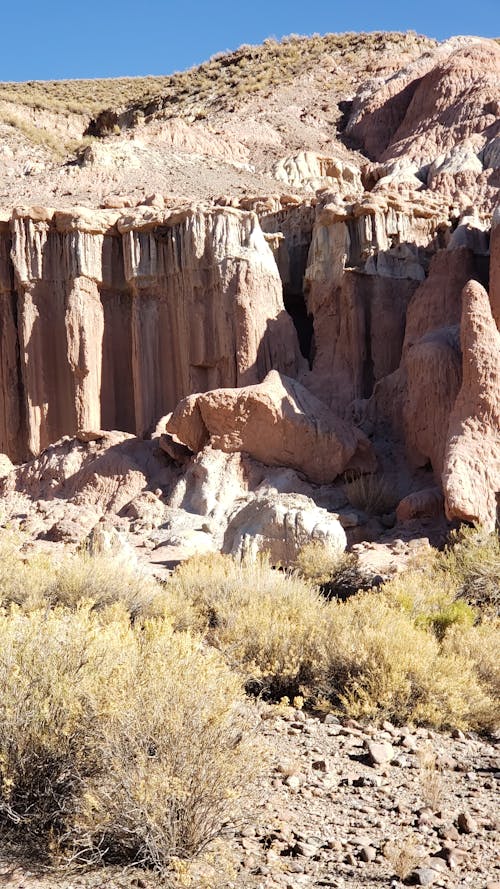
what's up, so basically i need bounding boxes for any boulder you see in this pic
[167,370,376,485]
[222,492,347,565]
[0,453,13,479]
[396,487,444,523]
[443,281,500,529]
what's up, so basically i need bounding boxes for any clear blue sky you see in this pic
[1,0,498,81]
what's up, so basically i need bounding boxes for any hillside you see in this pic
[0,31,438,206]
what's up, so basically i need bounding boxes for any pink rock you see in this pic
[443,281,500,529]
[167,370,376,485]
[396,487,444,523]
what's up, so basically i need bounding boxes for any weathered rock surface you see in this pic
[348,38,500,213]
[442,281,500,529]
[0,204,302,461]
[223,492,347,564]
[272,151,362,195]
[0,430,176,515]
[491,205,500,329]
[167,370,376,484]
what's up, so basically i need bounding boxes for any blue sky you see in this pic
[1,0,498,81]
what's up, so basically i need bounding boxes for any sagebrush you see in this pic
[0,603,256,870]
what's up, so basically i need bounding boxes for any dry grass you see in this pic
[344,472,400,516]
[0,31,434,124]
[418,746,444,813]
[383,833,424,880]
[0,604,256,871]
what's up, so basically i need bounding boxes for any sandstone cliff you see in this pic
[0,205,302,460]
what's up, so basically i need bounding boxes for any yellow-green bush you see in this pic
[0,604,255,869]
[0,536,197,631]
[323,591,492,728]
[169,553,329,699]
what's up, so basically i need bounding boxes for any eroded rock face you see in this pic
[302,193,450,412]
[490,206,500,329]
[1,204,302,460]
[443,281,500,529]
[167,370,376,485]
[223,492,347,565]
[272,151,362,196]
[348,39,500,213]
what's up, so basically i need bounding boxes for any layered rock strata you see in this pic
[0,205,302,460]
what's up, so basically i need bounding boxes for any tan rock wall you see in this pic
[2,206,302,459]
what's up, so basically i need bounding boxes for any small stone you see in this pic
[295,841,318,857]
[324,713,340,725]
[439,825,460,842]
[366,739,394,766]
[402,734,418,751]
[312,759,328,772]
[344,852,357,866]
[413,866,438,886]
[451,728,465,739]
[360,845,376,862]
[447,848,468,869]
[285,775,301,791]
[457,812,477,834]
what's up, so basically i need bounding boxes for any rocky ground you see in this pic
[0,704,497,889]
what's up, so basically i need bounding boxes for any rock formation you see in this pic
[442,281,500,530]
[167,370,376,485]
[222,492,347,564]
[0,31,499,557]
[0,205,302,460]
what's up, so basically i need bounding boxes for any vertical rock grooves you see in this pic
[2,205,302,460]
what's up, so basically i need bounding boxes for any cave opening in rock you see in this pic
[283,285,314,367]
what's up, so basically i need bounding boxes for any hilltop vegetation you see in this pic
[0,31,433,125]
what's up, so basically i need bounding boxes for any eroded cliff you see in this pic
[0,205,302,460]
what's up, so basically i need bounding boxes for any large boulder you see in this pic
[167,370,376,485]
[222,492,347,566]
[442,281,500,529]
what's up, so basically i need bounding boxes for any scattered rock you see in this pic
[366,740,394,766]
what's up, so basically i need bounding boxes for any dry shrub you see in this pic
[323,591,492,728]
[169,553,328,699]
[168,552,498,729]
[383,833,424,880]
[442,622,500,715]
[0,535,197,631]
[0,605,255,870]
[296,540,377,599]
[439,525,500,613]
[344,472,399,515]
